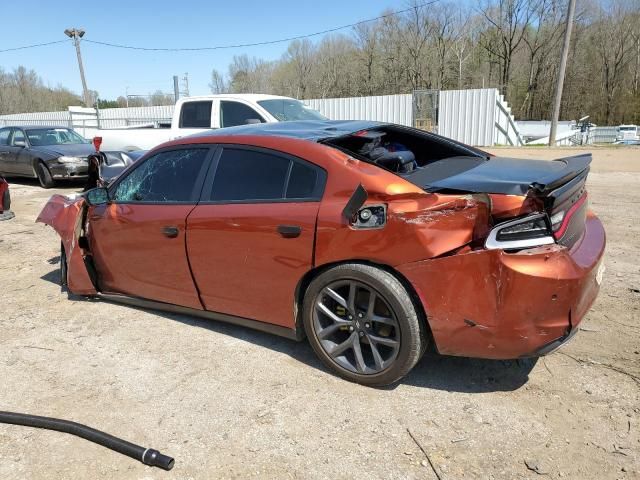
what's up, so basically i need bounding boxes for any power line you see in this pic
[82,1,439,52]
[0,39,68,53]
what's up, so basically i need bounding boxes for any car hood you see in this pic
[408,154,591,195]
[35,143,95,158]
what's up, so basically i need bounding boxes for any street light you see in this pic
[64,28,91,107]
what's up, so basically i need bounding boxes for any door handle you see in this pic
[277,225,302,238]
[162,226,179,238]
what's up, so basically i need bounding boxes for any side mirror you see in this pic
[245,118,262,125]
[13,140,26,148]
[85,187,110,206]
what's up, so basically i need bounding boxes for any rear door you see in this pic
[186,145,326,328]
[88,146,212,309]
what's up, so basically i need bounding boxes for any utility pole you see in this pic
[182,72,190,97]
[64,28,91,107]
[549,0,576,146]
[173,76,180,103]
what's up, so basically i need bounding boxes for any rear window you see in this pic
[180,101,212,128]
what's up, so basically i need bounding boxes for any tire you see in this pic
[60,242,68,287]
[2,188,9,211]
[35,162,54,189]
[302,263,426,386]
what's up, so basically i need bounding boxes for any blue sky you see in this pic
[0,0,400,100]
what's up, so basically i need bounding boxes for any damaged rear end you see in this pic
[36,194,97,295]
[392,153,606,359]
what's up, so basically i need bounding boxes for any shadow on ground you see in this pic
[40,264,535,393]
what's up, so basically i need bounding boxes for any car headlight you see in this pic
[58,156,85,163]
[485,213,555,250]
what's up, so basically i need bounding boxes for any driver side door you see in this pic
[88,146,213,309]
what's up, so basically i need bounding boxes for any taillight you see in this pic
[552,193,587,240]
[485,213,555,250]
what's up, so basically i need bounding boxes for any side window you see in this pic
[211,149,289,201]
[0,129,10,146]
[220,101,265,128]
[11,129,25,145]
[113,148,208,203]
[209,148,325,202]
[286,162,318,199]
[179,101,212,128]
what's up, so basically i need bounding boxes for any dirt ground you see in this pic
[0,146,638,479]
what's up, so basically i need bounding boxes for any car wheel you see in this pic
[60,242,68,287]
[36,162,55,189]
[2,188,10,211]
[303,263,426,386]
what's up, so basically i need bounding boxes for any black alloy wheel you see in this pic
[303,264,426,386]
[313,279,401,374]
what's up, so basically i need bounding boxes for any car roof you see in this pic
[189,120,388,143]
[182,93,298,102]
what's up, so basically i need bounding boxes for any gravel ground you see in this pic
[0,147,639,479]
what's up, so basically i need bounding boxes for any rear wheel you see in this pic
[60,242,68,287]
[36,162,54,189]
[303,263,426,386]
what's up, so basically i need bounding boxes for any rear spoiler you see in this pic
[529,154,591,194]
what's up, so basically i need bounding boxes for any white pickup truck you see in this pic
[95,94,326,151]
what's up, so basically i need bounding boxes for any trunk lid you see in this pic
[407,153,591,249]
[414,154,591,196]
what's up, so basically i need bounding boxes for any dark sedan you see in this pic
[0,126,96,188]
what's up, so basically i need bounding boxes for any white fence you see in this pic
[1,90,524,146]
[0,110,70,126]
[303,94,413,127]
[438,89,523,146]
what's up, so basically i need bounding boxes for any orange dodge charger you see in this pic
[38,121,606,386]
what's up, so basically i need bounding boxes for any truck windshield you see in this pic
[258,99,326,121]
[27,128,88,146]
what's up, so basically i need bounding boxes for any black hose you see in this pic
[0,411,174,471]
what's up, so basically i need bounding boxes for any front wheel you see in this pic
[302,264,427,386]
[36,162,54,189]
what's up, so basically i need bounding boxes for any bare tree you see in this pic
[519,0,565,118]
[209,69,228,94]
[399,2,433,90]
[478,0,537,97]
[591,1,634,123]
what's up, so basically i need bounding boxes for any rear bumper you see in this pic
[50,163,88,179]
[397,211,606,359]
